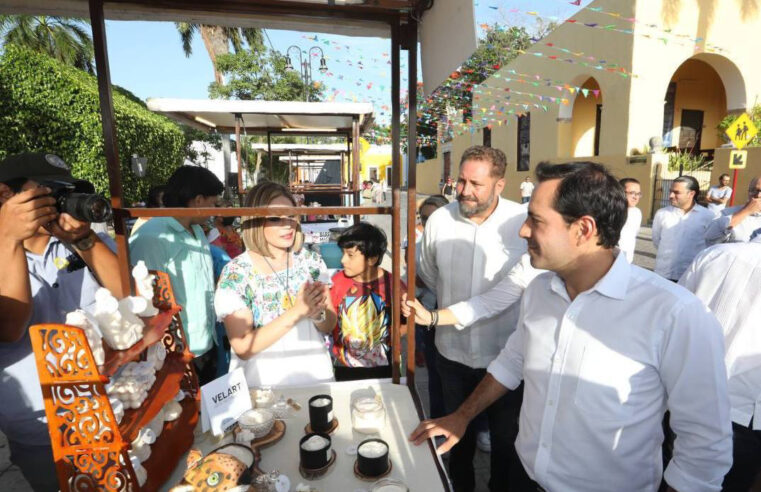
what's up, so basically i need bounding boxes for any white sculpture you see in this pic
[65,310,105,365]
[93,288,143,350]
[131,261,159,316]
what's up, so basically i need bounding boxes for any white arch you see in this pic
[668,53,747,111]
[558,73,606,120]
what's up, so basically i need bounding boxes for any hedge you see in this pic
[0,45,185,204]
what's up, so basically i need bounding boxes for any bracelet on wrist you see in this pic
[428,310,438,330]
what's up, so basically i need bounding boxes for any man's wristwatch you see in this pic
[72,231,96,251]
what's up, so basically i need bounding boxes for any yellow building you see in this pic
[418,0,761,220]
[351,138,396,187]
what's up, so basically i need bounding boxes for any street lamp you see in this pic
[285,45,328,102]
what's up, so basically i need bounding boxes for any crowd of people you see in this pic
[0,146,759,492]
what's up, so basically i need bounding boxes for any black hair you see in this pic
[1,177,29,193]
[719,173,730,180]
[619,177,640,187]
[673,175,700,203]
[420,194,449,211]
[535,161,627,249]
[146,185,167,208]
[162,166,224,208]
[337,222,387,265]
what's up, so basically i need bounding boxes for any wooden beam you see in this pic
[235,114,243,198]
[89,0,132,296]
[390,18,402,385]
[351,117,361,224]
[120,206,392,218]
[404,19,418,388]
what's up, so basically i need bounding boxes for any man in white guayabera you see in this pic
[411,161,732,492]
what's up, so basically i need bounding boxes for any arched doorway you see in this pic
[570,78,603,157]
[662,54,746,154]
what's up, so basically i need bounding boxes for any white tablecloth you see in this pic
[164,380,448,491]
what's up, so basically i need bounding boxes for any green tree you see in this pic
[0,15,94,73]
[208,50,322,101]
[174,23,264,85]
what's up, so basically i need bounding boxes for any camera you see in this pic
[39,180,112,223]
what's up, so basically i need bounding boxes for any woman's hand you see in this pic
[401,293,432,326]
[293,281,327,319]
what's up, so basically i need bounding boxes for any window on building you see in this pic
[517,113,530,171]
[483,127,492,147]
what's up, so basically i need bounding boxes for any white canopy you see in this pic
[145,98,374,134]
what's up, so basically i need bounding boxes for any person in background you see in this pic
[680,237,761,492]
[130,184,165,236]
[441,176,456,202]
[405,194,449,417]
[618,177,643,262]
[705,173,733,216]
[130,166,222,385]
[214,182,335,387]
[418,146,527,491]
[411,161,732,492]
[326,223,402,381]
[519,176,534,204]
[705,176,761,245]
[652,175,713,281]
[209,202,244,259]
[0,152,125,491]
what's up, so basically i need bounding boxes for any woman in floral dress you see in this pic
[214,182,335,386]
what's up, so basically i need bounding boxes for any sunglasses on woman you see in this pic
[264,215,298,225]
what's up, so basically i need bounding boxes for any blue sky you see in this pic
[104,0,594,121]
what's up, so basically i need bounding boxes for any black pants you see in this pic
[193,347,218,386]
[722,419,761,492]
[436,353,523,492]
[422,326,445,419]
[334,365,392,381]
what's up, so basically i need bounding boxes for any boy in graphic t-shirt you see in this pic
[326,223,405,381]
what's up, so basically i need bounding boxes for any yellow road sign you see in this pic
[725,113,758,149]
[729,149,748,169]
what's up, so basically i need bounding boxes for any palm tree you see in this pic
[175,23,264,85]
[0,15,94,73]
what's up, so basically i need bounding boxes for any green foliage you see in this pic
[667,151,709,172]
[0,45,185,204]
[0,15,94,73]
[209,50,323,101]
[717,104,761,147]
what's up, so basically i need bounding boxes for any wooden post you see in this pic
[352,117,361,224]
[89,0,132,296]
[235,114,243,198]
[404,20,418,386]
[267,131,274,180]
[390,19,402,384]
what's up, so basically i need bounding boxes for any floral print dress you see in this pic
[214,249,335,387]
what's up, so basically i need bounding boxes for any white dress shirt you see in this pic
[704,204,761,245]
[448,253,543,328]
[706,186,732,214]
[680,240,761,431]
[652,204,713,280]
[618,206,642,263]
[488,253,732,492]
[418,198,527,368]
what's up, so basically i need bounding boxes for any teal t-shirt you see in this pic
[129,217,216,355]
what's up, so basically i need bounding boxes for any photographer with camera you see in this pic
[0,152,125,490]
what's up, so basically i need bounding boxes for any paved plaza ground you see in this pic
[0,192,659,491]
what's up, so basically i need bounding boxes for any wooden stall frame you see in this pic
[80,0,446,488]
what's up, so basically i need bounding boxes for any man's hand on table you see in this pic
[409,412,468,454]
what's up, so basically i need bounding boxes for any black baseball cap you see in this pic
[0,152,94,192]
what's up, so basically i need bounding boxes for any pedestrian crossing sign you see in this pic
[725,113,758,149]
[729,150,748,169]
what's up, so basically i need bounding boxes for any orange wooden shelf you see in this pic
[100,306,181,377]
[119,352,193,443]
[139,397,199,491]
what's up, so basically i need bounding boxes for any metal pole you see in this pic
[89,0,132,296]
[390,19,402,384]
[267,131,274,180]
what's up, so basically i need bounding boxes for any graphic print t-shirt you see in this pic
[329,270,394,368]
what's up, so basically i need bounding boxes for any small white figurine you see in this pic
[131,261,159,316]
[65,310,105,365]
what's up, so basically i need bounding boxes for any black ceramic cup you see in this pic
[357,438,390,477]
[299,433,332,470]
[308,394,334,433]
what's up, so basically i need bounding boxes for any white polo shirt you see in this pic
[652,204,713,280]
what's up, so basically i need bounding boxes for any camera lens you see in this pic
[60,193,112,223]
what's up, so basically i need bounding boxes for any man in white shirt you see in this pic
[618,177,642,263]
[706,173,733,215]
[411,161,732,492]
[705,176,761,245]
[519,177,535,204]
[418,145,527,491]
[652,175,714,281]
[680,237,761,492]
